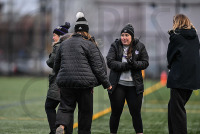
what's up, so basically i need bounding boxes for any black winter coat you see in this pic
[54,33,111,89]
[106,38,149,94]
[46,34,70,100]
[167,28,200,90]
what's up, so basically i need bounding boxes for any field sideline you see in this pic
[0,77,200,134]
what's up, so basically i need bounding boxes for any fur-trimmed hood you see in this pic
[59,33,72,42]
[52,33,72,46]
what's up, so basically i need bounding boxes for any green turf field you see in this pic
[0,77,200,134]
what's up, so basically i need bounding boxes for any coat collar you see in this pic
[52,33,72,46]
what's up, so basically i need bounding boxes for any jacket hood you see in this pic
[52,33,72,46]
[59,33,72,42]
[175,28,197,40]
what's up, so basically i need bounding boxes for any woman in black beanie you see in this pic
[167,14,200,134]
[54,12,112,134]
[106,23,149,134]
[45,22,72,134]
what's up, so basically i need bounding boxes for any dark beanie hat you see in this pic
[53,22,70,36]
[121,23,134,38]
[74,12,89,33]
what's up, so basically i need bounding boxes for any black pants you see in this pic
[56,88,93,134]
[109,84,143,133]
[45,98,74,134]
[168,88,193,134]
[45,97,60,134]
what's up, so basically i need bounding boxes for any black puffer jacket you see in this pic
[54,33,111,89]
[46,34,71,101]
[106,38,149,94]
[167,28,200,90]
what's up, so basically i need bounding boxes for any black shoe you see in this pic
[49,131,55,134]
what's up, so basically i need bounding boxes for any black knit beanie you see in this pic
[53,22,70,36]
[121,23,134,38]
[74,12,89,33]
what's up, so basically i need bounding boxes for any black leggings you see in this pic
[45,97,60,134]
[109,84,143,133]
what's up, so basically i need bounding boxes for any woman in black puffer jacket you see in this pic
[45,22,72,134]
[167,14,200,134]
[54,12,112,134]
[106,24,149,134]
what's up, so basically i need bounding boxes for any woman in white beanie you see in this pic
[54,12,112,134]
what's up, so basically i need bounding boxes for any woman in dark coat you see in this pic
[167,14,200,134]
[54,12,112,134]
[106,24,149,134]
[45,22,71,134]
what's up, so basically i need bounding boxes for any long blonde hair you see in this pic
[77,31,98,46]
[173,14,195,30]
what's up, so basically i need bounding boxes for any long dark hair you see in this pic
[126,39,134,59]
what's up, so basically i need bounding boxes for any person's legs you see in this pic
[168,88,193,134]
[66,115,74,134]
[108,84,126,133]
[56,88,77,134]
[126,86,143,134]
[45,97,60,134]
[77,88,93,134]
[168,89,173,134]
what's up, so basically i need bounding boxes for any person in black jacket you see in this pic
[45,22,72,134]
[106,24,149,134]
[167,14,200,134]
[54,12,112,134]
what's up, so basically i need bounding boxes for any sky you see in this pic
[0,0,39,15]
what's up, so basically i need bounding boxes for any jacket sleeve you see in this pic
[46,53,54,68]
[88,42,111,89]
[53,45,62,74]
[167,34,179,69]
[128,44,149,70]
[106,43,131,72]
[46,44,60,68]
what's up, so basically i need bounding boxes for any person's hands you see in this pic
[107,86,112,90]
[127,58,137,69]
[127,56,132,64]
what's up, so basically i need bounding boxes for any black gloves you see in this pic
[127,57,137,69]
